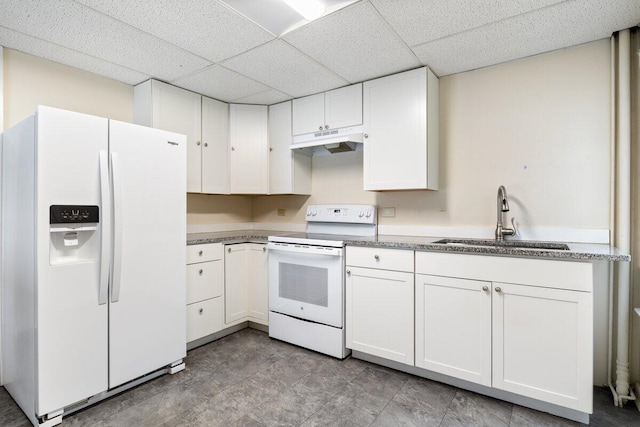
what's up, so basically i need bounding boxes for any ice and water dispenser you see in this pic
[49,205,100,265]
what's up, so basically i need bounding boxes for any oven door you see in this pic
[267,242,344,328]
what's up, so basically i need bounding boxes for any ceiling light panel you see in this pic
[222,39,349,97]
[284,1,421,83]
[0,0,210,81]
[77,0,275,63]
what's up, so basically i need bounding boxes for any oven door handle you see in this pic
[266,242,343,257]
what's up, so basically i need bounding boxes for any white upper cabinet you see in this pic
[363,67,439,191]
[292,83,362,135]
[134,80,229,194]
[268,101,311,195]
[201,97,229,194]
[229,104,268,194]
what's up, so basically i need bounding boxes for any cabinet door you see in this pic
[415,274,492,386]
[247,244,269,324]
[492,283,593,412]
[346,266,414,365]
[187,297,223,342]
[325,83,362,130]
[229,105,268,194]
[292,93,324,135]
[363,67,438,191]
[269,101,311,195]
[201,96,229,194]
[224,244,248,324]
[149,81,202,193]
[187,260,223,304]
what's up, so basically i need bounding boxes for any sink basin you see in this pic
[433,239,570,251]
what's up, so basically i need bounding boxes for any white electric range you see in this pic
[267,204,377,358]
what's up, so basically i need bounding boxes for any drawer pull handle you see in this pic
[199,269,203,275]
[374,255,379,261]
[482,286,489,292]
[495,287,502,293]
[199,308,203,314]
[198,250,203,256]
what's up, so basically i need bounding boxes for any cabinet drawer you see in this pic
[187,243,223,264]
[187,260,223,304]
[187,297,223,343]
[346,247,413,272]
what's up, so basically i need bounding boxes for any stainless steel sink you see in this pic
[432,238,570,251]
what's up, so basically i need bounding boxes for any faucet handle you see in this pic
[510,217,518,236]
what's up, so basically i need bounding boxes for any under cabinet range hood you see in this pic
[291,125,364,154]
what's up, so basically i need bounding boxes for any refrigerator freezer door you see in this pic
[35,106,109,415]
[107,120,187,388]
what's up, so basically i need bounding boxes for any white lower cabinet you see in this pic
[415,274,492,386]
[415,251,594,413]
[346,247,414,365]
[186,243,224,343]
[225,243,269,326]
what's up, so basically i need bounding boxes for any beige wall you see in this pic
[254,40,612,233]
[187,194,253,225]
[3,49,133,127]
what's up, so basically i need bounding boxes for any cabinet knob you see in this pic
[324,125,329,129]
[199,308,203,314]
[204,142,208,147]
[374,255,380,261]
[319,126,323,130]
[199,269,203,275]
[263,246,266,252]
[227,247,231,253]
[364,134,369,138]
[196,141,201,146]
[495,287,502,293]
[231,147,235,151]
[198,250,203,256]
[482,286,489,292]
[346,270,351,275]
[269,147,273,152]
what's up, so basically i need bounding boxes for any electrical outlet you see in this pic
[277,208,286,217]
[380,207,395,218]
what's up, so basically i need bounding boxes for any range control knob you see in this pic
[311,210,317,216]
[306,210,312,216]
[358,211,364,218]
[365,210,372,218]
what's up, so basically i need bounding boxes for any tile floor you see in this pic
[1,328,639,426]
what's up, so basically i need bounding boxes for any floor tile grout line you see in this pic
[366,375,410,427]
[438,389,461,426]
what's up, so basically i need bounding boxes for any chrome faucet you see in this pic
[495,185,515,241]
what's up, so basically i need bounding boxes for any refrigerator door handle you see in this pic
[98,151,110,305]
[110,152,122,303]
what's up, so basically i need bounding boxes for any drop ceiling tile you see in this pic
[0,0,211,81]
[76,0,275,63]
[412,0,640,76]
[222,39,349,98]
[371,0,565,46]
[172,65,273,102]
[231,89,292,105]
[283,1,421,83]
[0,26,150,84]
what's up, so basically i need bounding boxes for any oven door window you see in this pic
[268,247,343,328]
[279,263,328,307]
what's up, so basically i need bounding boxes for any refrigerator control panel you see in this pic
[50,205,99,224]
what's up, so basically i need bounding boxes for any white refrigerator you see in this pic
[1,106,187,427]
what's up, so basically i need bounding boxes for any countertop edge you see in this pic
[186,231,630,262]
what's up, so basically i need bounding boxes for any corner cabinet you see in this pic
[415,252,595,413]
[292,83,363,135]
[346,247,414,365]
[363,67,439,191]
[224,243,269,326]
[134,80,229,194]
[229,105,268,194]
[268,101,311,195]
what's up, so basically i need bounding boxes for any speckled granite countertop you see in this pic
[187,231,630,262]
